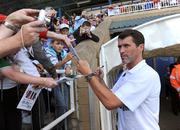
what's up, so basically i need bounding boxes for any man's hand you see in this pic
[39,77,58,88]
[46,31,75,47]
[6,8,39,26]
[80,27,86,36]
[63,35,75,47]
[76,60,92,75]
[65,53,73,61]
[86,30,92,38]
[94,66,104,79]
[14,20,46,47]
[57,34,75,47]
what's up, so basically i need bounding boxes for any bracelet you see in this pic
[85,72,96,82]
[4,21,19,32]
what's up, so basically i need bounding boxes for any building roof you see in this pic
[109,13,177,34]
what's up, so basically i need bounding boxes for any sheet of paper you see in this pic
[17,84,41,111]
[69,44,80,61]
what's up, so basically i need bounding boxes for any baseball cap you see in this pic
[0,14,7,22]
[59,23,69,30]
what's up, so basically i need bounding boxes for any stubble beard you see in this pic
[121,55,133,65]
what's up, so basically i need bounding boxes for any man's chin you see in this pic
[122,60,130,65]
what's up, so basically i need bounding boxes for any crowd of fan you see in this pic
[0,7,104,130]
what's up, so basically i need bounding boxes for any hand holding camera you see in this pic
[38,9,51,26]
[6,9,39,26]
[15,20,47,47]
[80,27,86,35]
[80,27,91,37]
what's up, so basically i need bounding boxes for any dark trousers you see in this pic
[53,83,70,130]
[32,92,45,130]
[170,87,180,115]
[0,87,22,130]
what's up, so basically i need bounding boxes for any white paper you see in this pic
[17,84,41,111]
[69,44,80,61]
[56,75,83,84]
[56,76,74,84]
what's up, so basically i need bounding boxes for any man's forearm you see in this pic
[0,34,21,58]
[47,31,59,40]
[0,66,44,85]
[0,25,15,39]
[88,76,123,110]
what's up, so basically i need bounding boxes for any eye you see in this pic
[124,44,129,48]
[118,45,121,49]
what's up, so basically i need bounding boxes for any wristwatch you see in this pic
[85,72,96,82]
[4,21,19,32]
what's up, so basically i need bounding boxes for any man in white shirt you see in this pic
[76,29,161,130]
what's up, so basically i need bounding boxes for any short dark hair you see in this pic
[82,21,91,27]
[118,29,144,46]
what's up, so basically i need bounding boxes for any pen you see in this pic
[100,65,104,68]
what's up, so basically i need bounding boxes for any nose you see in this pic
[119,46,125,54]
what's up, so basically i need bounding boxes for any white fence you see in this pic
[41,80,75,130]
[108,0,180,16]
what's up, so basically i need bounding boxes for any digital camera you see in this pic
[38,9,51,26]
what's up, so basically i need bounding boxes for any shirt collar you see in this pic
[126,60,146,74]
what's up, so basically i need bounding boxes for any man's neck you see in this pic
[127,58,143,70]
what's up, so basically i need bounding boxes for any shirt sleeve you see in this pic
[13,49,40,77]
[90,32,99,42]
[0,58,10,69]
[45,48,58,65]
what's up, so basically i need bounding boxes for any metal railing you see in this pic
[41,80,75,130]
[21,70,77,130]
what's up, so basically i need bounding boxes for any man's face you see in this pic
[118,36,144,68]
[52,40,64,53]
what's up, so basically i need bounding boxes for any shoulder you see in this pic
[143,63,160,79]
[73,27,80,33]
[175,64,180,69]
[131,61,160,83]
[45,47,57,57]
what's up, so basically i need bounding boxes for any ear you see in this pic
[139,44,144,51]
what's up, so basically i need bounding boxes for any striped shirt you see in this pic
[45,46,71,69]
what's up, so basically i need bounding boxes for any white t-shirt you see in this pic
[111,60,161,130]
[0,49,40,90]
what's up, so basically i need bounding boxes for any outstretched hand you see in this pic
[15,20,46,47]
[57,34,75,47]
[6,8,39,26]
[76,60,92,75]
